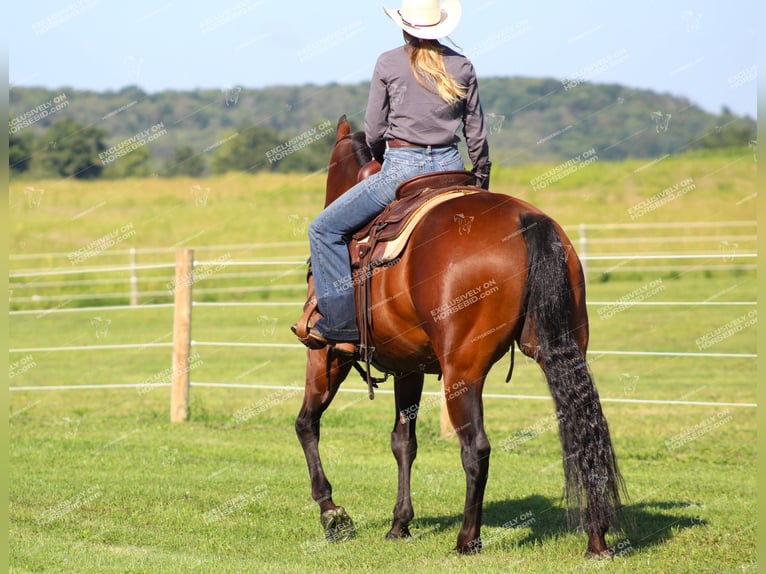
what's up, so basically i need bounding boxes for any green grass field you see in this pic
[8,148,758,572]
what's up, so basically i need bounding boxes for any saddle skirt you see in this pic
[349,170,481,270]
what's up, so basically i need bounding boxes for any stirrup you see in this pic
[291,297,326,350]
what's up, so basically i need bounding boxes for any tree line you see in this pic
[9,79,756,179]
[9,117,334,180]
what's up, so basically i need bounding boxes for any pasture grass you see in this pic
[9,147,756,258]
[8,385,757,573]
[8,148,758,572]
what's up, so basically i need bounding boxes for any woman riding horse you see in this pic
[293,0,627,558]
[293,0,491,354]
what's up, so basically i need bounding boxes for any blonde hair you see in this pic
[405,34,467,106]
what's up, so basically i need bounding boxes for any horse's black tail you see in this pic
[519,212,627,536]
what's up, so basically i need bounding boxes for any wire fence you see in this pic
[8,382,757,409]
[8,221,758,409]
[9,220,757,309]
[7,299,758,359]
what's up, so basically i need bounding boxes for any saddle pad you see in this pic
[353,188,479,268]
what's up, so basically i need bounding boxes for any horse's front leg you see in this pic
[387,372,424,539]
[295,349,354,541]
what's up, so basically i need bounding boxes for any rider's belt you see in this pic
[386,138,453,150]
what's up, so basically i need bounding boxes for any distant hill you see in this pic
[9,78,755,175]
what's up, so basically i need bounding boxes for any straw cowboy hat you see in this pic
[383,0,462,40]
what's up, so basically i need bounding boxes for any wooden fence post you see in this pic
[579,223,588,280]
[171,249,194,422]
[129,247,139,306]
[440,392,453,438]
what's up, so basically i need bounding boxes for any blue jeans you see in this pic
[308,143,464,340]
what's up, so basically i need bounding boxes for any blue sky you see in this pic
[8,0,758,117]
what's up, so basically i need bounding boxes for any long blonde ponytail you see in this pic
[405,35,467,106]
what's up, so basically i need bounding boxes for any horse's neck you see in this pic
[324,145,360,206]
[324,184,350,208]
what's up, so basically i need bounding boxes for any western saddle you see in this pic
[295,165,484,398]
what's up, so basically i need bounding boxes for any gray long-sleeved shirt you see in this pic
[364,44,490,172]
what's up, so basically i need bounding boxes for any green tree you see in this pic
[164,146,206,177]
[698,109,756,149]
[40,119,108,179]
[9,82,758,172]
[102,144,155,178]
[272,139,334,173]
[9,131,35,175]
[209,125,282,175]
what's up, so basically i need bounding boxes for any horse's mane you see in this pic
[350,132,372,166]
[350,131,385,166]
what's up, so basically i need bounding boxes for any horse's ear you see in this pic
[336,115,351,141]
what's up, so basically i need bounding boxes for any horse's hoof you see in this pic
[321,506,355,542]
[455,539,482,554]
[585,549,613,559]
[385,525,411,539]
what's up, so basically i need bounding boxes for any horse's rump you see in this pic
[362,192,545,374]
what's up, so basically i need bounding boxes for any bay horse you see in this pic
[295,115,626,556]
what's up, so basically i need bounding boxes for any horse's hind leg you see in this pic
[295,350,354,541]
[387,372,424,539]
[441,368,491,553]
